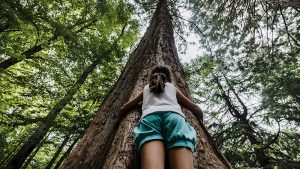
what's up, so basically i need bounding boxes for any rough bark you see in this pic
[4,56,104,169]
[60,0,232,169]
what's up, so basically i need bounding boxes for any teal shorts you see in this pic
[134,111,197,152]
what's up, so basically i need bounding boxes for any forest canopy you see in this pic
[1,0,299,168]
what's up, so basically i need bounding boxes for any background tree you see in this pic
[183,0,300,168]
[1,0,139,168]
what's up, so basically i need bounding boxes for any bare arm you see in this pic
[176,89,203,122]
[119,92,143,118]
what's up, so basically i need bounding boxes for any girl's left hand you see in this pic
[192,106,203,122]
[196,111,203,123]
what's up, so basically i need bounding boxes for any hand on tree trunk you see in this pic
[192,106,203,123]
[118,106,127,119]
[117,92,143,119]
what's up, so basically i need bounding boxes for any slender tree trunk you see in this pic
[45,133,71,169]
[4,56,104,169]
[54,137,80,169]
[0,45,42,70]
[60,0,232,169]
[0,142,22,167]
[21,132,51,169]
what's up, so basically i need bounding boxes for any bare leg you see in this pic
[141,140,165,169]
[168,147,194,169]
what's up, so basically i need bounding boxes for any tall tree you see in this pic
[184,0,300,167]
[21,132,51,169]
[60,0,232,168]
[4,33,126,169]
[1,0,139,167]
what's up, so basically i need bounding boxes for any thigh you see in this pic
[167,147,194,169]
[134,113,164,151]
[141,140,165,169]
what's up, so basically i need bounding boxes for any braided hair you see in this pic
[149,65,172,94]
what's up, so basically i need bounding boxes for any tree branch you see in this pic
[279,5,300,47]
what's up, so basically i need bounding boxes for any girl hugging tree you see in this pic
[119,65,203,169]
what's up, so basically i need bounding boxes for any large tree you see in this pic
[1,0,138,168]
[183,0,300,168]
[60,0,231,168]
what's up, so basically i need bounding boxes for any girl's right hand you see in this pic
[118,92,143,118]
[119,105,125,114]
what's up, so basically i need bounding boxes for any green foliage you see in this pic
[1,0,300,168]
[0,0,139,168]
[184,0,300,168]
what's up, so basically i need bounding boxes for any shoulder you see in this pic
[165,82,173,86]
[165,82,175,88]
[165,82,177,92]
[144,84,150,90]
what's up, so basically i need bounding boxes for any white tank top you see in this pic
[141,82,185,119]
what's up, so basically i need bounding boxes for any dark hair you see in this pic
[149,65,172,94]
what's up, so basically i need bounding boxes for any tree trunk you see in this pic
[60,0,232,169]
[0,45,42,70]
[54,137,80,169]
[45,133,71,169]
[0,141,23,167]
[4,56,104,169]
[21,132,51,169]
